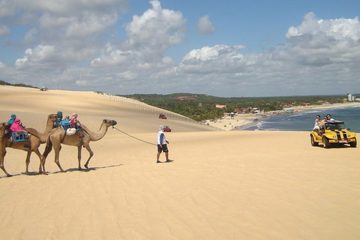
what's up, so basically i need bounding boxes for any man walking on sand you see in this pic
[157,125,171,163]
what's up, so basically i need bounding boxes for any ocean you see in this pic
[241,106,360,132]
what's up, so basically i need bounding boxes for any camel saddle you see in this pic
[11,131,29,143]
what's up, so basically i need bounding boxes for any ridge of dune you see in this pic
[0,86,215,133]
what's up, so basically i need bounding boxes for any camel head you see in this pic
[49,113,58,123]
[103,119,117,128]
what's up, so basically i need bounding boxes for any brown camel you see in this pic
[0,122,10,176]
[40,119,117,172]
[0,114,57,177]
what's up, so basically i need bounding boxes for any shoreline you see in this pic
[206,101,360,131]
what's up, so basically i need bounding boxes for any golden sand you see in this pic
[0,86,359,240]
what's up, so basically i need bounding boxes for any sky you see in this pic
[0,0,360,97]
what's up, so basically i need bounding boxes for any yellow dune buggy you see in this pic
[310,121,357,148]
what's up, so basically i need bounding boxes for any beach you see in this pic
[205,113,263,131]
[1,86,360,240]
[206,102,360,131]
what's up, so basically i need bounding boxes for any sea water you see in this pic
[241,106,360,132]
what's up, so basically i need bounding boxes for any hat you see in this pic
[10,114,16,119]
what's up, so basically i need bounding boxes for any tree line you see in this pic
[122,93,346,121]
[0,80,38,89]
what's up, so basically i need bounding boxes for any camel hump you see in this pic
[25,128,39,137]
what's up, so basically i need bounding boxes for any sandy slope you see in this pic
[0,86,214,133]
[0,86,360,240]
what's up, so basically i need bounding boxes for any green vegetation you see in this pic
[0,80,38,89]
[122,93,346,121]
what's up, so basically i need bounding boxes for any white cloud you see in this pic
[175,13,360,96]
[3,0,126,16]
[15,45,57,68]
[282,13,360,67]
[287,12,360,41]
[2,0,128,76]
[183,45,245,62]
[93,0,185,67]
[91,47,138,67]
[75,80,88,86]
[125,0,185,54]
[0,24,9,35]
[38,11,118,39]
[197,15,215,34]
[1,0,127,47]
[0,0,16,17]
[1,4,360,96]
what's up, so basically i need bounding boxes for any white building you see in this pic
[347,93,356,102]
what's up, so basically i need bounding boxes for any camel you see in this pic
[0,122,9,176]
[38,119,117,172]
[0,114,57,177]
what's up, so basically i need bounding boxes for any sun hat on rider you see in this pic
[7,114,16,125]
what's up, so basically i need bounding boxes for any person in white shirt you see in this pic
[157,125,171,163]
[326,114,335,123]
[313,115,321,130]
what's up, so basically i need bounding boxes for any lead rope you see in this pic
[112,126,156,146]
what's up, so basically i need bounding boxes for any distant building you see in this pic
[252,108,261,114]
[176,96,197,101]
[347,93,352,101]
[234,107,262,114]
[347,93,356,102]
[215,104,226,109]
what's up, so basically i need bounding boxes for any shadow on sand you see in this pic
[0,164,123,179]
[52,164,124,174]
[157,159,175,163]
[312,144,356,149]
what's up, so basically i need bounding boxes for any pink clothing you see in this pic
[10,119,25,132]
[70,118,77,128]
[69,113,78,128]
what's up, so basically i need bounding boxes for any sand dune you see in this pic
[0,86,213,133]
[0,86,359,240]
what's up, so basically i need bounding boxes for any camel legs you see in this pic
[54,144,65,172]
[24,149,44,174]
[84,144,94,169]
[0,164,11,177]
[77,146,82,170]
[41,140,53,173]
[25,150,31,174]
[33,148,45,174]
[0,150,11,177]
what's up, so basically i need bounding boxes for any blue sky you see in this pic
[1,0,360,96]
[130,0,360,56]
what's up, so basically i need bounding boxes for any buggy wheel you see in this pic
[310,135,318,146]
[323,137,330,148]
[349,139,357,148]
